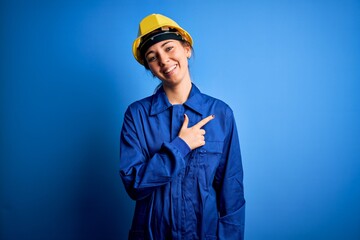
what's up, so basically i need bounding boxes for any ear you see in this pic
[185,45,192,59]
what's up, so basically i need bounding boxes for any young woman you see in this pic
[119,13,245,240]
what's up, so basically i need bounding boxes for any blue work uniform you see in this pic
[119,84,245,239]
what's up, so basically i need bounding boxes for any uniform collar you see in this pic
[150,83,206,116]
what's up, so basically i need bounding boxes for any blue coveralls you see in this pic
[120,84,245,239]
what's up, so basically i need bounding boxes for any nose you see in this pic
[158,52,169,66]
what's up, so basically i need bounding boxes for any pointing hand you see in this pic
[178,114,215,150]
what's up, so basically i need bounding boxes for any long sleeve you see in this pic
[119,106,191,201]
[214,110,246,239]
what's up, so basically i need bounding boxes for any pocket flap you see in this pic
[200,141,223,154]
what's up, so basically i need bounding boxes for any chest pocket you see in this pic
[187,141,224,191]
[197,141,224,165]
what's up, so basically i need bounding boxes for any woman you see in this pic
[119,13,245,239]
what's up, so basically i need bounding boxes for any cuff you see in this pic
[170,136,191,158]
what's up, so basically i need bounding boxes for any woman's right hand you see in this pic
[178,114,215,150]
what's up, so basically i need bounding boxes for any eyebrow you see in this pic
[145,41,174,58]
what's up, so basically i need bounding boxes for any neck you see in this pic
[163,80,192,105]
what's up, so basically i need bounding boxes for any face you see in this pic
[144,40,192,88]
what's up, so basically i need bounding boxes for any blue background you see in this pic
[1,0,360,239]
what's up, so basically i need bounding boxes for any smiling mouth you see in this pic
[164,65,177,74]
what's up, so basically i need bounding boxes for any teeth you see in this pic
[165,65,176,74]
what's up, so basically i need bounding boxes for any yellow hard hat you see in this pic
[132,13,193,65]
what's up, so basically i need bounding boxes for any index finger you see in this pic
[194,115,215,128]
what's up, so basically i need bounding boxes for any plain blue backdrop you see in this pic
[1,0,360,239]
